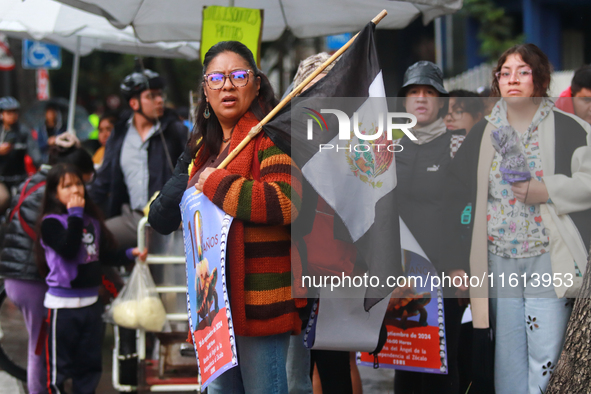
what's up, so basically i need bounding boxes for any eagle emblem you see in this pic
[345,123,394,188]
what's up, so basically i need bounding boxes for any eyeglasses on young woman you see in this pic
[494,69,533,83]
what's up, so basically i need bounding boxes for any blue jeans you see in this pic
[207,332,291,394]
[489,252,572,394]
[287,331,312,394]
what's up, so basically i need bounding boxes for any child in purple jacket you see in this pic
[36,163,144,394]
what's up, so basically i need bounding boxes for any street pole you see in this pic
[66,36,81,134]
[2,71,9,96]
[434,17,443,72]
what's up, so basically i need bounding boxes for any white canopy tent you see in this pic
[0,0,201,132]
[54,0,462,43]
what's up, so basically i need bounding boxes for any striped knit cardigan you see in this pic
[192,111,304,337]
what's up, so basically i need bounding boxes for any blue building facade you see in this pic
[462,0,591,73]
[373,0,591,95]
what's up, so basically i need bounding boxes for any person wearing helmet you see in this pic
[393,61,469,394]
[88,69,187,250]
[0,96,42,214]
[87,69,187,390]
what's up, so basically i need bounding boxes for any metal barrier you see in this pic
[113,217,200,393]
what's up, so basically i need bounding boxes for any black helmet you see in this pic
[120,69,165,101]
[0,96,20,111]
[398,61,448,97]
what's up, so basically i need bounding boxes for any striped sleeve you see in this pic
[202,136,302,225]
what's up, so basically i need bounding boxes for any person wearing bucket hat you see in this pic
[393,61,468,394]
[398,60,448,97]
[0,96,42,215]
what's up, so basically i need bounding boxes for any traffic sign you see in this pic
[36,69,50,100]
[0,34,15,71]
[326,33,352,51]
[22,40,61,70]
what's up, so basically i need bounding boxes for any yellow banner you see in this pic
[201,6,263,66]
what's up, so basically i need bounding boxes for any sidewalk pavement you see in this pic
[360,364,395,394]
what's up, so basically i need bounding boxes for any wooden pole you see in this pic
[216,9,388,170]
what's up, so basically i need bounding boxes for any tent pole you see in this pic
[434,17,443,71]
[67,36,81,134]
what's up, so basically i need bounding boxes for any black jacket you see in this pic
[148,148,191,235]
[395,129,465,274]
[88,109,188,218]
[0,122,42,186]
[0,167,48,281]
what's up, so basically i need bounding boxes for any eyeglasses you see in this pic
[444,109,465,121]
[204,70,252,90]
[495,70,533,83]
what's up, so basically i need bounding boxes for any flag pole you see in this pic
[216,9,388,170]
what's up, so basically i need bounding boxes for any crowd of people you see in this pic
[0,67,188,393]
[0,39,590,394]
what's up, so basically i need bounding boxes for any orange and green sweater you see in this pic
[193,112,303,337]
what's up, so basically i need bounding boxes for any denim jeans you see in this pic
[286,331,312,394]
[207,332,291,394]
[489,252,572,394]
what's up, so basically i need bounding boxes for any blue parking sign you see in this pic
[22,40,61,70]
[326,33,352,51]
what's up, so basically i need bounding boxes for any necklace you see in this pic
[222,126,235,143]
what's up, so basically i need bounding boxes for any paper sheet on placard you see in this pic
[180,189,237,389]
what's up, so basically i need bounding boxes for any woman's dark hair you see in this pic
[35,163,115,277]
[571,65,591,97]
[491,43,552,98]
[448,90,485,117]
[48,146,95,175]
[99,114,117,127]
[188,41,278,164]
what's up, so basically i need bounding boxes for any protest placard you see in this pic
[358,220,448,374]
[201,5,263,65]
[181,190,237,388]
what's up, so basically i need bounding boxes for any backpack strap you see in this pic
[9,178,33,223]
[9,178,46,240]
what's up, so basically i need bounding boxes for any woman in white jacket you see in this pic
[446,43,591,394]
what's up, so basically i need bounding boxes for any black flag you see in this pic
[264,22,402,310]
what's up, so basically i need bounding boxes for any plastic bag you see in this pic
[104,262,167,332]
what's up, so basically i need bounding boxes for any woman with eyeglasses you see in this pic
[148,41,302,394]
[444,90,484,134]
[446,43,591,393]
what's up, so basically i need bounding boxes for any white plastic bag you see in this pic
[105,262,167,332]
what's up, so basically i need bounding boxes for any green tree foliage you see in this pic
[461,0,524,61]
[49,51,202,112]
